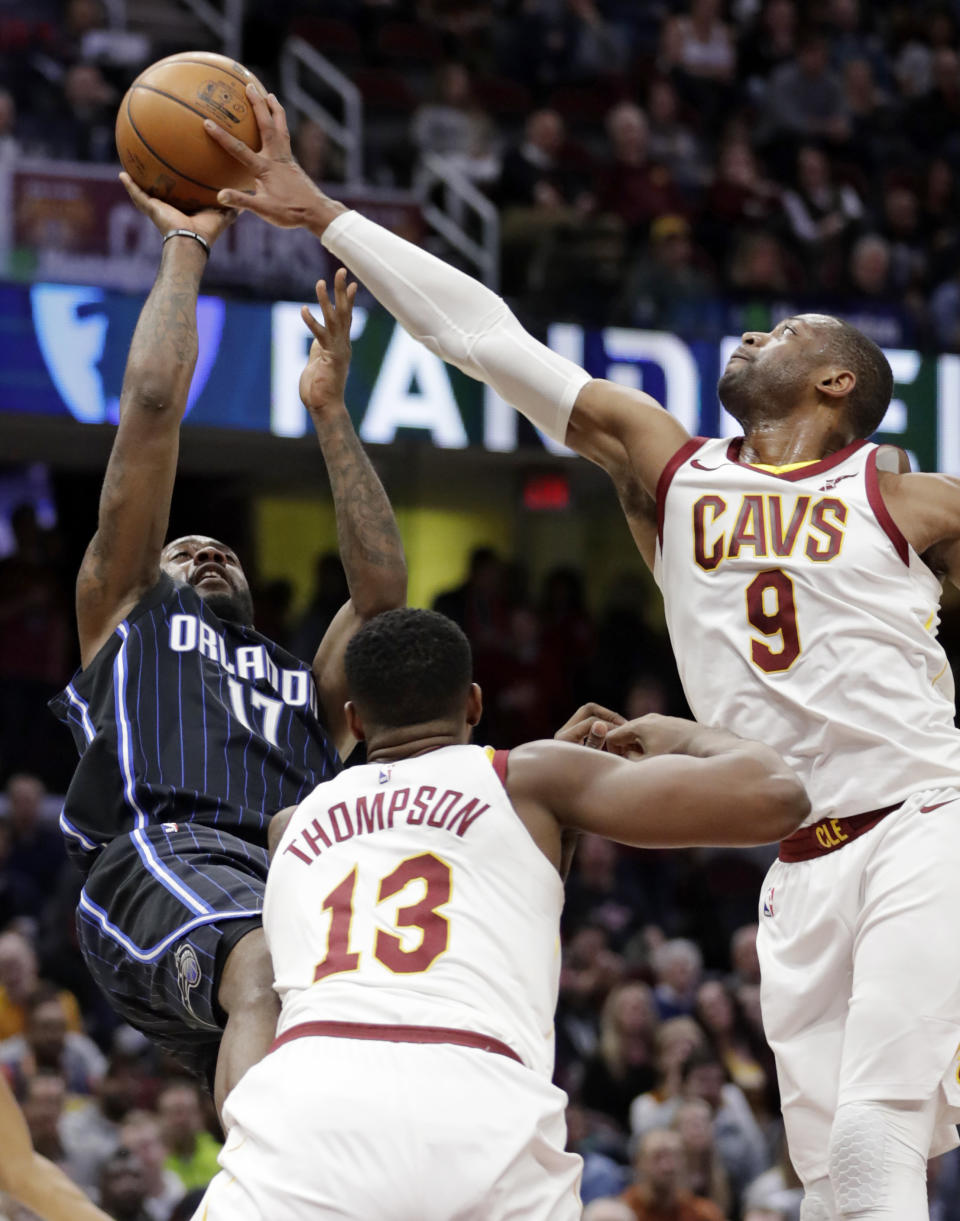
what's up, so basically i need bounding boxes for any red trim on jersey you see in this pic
[864,447,910,567]
[491,749,510,788]
[656,438,706,546]
[269,1019,523,1064]
[726,437,869,482]
[778,803,900,861]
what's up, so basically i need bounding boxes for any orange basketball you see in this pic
[116,52,266,213]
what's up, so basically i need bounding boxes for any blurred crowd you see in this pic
[2,504,960,1219]
[9,2,960,343]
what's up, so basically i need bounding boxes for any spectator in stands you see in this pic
[290,552,349,663]
[879,183,929,296]
[579,982,658,1132]
[694,979,768,1108]
[60,1055,138,1191]
[0,823,43,929]
[847,233,894,299]
[488,604,567,743]
[564,835,643,950]
[644,78,706,190]
[621,1128,725,1221]
[0,931,83,1041]
[630,1017,709,1139]
[702,140,780,245]
[43,62,116,161]
[157,1082,221,1192]
[652,939,702,1020]
[826,0,887,78]
[19,1070,85,1181]
[411,62,497,186]
[907,46,960,160]
[98,1146,152,1221]
[737,0,799,90]
[596,103,685,240]
[497,108,581,212]
[432,546,508,649]
[567,1101,631,1205]
[292,119,343,185]
[743,1136,803,1221]
[660,0,736,120]
[0,984,105,1096]
[930,258,960,350]
[4,773,66,905]
[556,923,625,1091]
[781,144,863,288]
[680,1047,768,1206]
[842,57,898,173]
[538,565,594,711]
[727,925,761,989]
[620,214,716,332]
[923,157,960,259]
[761,32,850,154]
[727,230,793,295]
[120,1111,187,1221]
[673,1097,732,1217]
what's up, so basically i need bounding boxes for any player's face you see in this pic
[161,535,255,625]
[718,314,840,428]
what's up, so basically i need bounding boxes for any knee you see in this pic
[828,1100,928,1217]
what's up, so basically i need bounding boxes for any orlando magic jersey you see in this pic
[50,573,339,875]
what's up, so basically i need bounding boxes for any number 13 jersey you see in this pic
[266,745,564,1078]
[656,436,960,828]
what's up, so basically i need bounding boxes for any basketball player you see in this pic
[208,90,960,1219]
[191,607,807,1221]
[49,174,407,1120]
[0,1072,111,1221]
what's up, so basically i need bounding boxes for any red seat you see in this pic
[291,17,363,58]
[350,68,418,114]
[472,75,533,117]
[376,21,444,64]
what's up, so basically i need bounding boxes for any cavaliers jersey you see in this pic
[656,436,960,827]
[266,744,564,1079]
[49,573,339,876]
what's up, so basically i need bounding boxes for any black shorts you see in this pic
[77,822,269,1083]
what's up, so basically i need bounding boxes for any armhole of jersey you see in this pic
[656,438,706,546]
[864,447,910,567]
[486,747,510,790]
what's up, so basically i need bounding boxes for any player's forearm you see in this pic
[312,404,407,616]
[119,238,207,417]
[314,211,590,446]
[10,1154,112,1221]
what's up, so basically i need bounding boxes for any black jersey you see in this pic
[50,574,339,877]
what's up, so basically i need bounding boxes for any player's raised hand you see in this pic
[554,702,626,750]
[205,87,346,232]
[299,270,356,416]
[119,172,235,247]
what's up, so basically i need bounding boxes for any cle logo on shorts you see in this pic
[763,887,775,917]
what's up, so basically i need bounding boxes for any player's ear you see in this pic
[344,701,366,741]
[466,683,483,727]
[818,368,856,400]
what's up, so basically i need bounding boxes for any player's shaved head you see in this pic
[345,608,473,730]
[813,316,893,438]
[160,535,254,624]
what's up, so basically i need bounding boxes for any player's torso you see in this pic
[656,437,960,824]
[266,744,564,1079]
[51,575,338,871]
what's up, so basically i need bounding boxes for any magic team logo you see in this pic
[763,886,776,918]
[30,284,224,424]
[175,943,203,1019]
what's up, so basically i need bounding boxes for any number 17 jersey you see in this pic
[656,437,960,827]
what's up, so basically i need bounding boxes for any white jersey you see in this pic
[655,436,960,826]
[264,744,564,1078]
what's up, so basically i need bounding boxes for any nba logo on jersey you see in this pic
[378,765,394,784]
[763,887,776,917]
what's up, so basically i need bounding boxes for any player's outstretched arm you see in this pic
[75,178,234,668]
[876,467,960,588]
[509,714,809,850]
[301,271,407,758]
[0,1074,112,1221]
[204,89,689,501]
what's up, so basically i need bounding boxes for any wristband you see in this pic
[162,229,211,257]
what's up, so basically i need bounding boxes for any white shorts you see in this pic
[192,1035,583,1221]
[758,788,960,1185]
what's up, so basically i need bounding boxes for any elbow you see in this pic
[757,771,810,842]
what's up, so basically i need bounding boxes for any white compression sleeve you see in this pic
[321,211,591,445]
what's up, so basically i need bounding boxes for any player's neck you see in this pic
[365,721,471,762]
[739,415,852,467]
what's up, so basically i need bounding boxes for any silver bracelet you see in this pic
[162,229,210,257]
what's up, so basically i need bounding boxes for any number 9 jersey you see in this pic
[265,744,564,1080]
[655,436,960,827]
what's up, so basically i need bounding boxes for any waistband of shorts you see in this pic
[779,803,901,862]
[269,1019,524,1065]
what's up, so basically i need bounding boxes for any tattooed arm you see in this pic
[305,271,407,757]
[75,177,234,667]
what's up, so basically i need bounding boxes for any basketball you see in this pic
[115,52,266,213]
